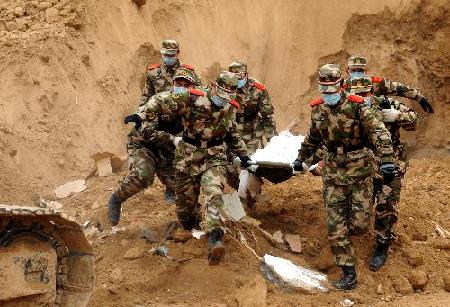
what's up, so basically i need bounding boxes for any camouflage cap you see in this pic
[161,39,179,55]
[215,70,238,100]
[318,64,342,93]
[347,56,367,70]
[228,60,247,74]
[173,67,196,84]
[347,75,372,94]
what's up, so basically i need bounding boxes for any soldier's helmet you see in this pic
[215,70,238,100]
[160,39,179,55]
[228,61,247,74]
[347,75,372,94]
[318,64,343,93]
[347,56,367,70]
[173,67,196,85]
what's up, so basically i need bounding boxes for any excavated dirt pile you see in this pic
[0,0,449,306]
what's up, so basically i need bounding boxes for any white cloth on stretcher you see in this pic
[238,131,305,198]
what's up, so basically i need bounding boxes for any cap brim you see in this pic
[349,87,371,94]
[319,84,340,94]
[161,49,178,55]
[348,64,367,69]
[216,85,236,100]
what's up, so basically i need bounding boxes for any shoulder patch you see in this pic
[371,76,383,83]
[189,88,205,96]
[147,63,160,70]
[310,97,324,107]
[347,94,365,103]
[230,100,240,109]
[181,63,195,70]
[251,81,266,91]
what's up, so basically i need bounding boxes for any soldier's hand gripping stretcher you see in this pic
[124,114,142,130]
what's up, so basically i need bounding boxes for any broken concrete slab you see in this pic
[285,234,302,253]
[54,179,87,199]
[91,151,125,176]
[223,191,246,221]
[273,230,284,244]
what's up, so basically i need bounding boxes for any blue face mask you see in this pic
[349,71,367,79]
[163,56,177,67]
[322,92,342,106]
[237,78,247,89]
[172,86,187,95]
[211,95,229,107]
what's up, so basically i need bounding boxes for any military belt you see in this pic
[182,135,223,148]
[326,144,365,155]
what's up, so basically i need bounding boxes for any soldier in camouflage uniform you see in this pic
[170,71,250,265]
[228,61,277,152]
[293,64,395,290]
[345,56,434,113]
[139,39,202,105]
[346,75,419,271]
[106,67,197,226]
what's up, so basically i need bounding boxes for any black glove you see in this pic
[124,114,142,130]
[419,97,434,113]
[379,98,391,110]
[379,162,397,183]
[239,156,252,168]
[292,159,304,172]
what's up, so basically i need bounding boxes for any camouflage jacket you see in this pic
[298,94,394,185]
[127,91,183,155]
[171,88,248,175]
[139,61,202,104]
[372,96,419,171]
[235,78,277,140]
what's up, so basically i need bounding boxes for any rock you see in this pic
[173,229,192,243]
[123,247,144,260]
[235,275,267,307]
[81,54,91,66]
[273,230,284,244]
[14,7,24,17]
[408,270,428,290]
[285,234,302,253]
[110,268,123,283]
[46,201,63,210]
[443,270,450,292]
[316,248,334,271]
[161,221,181,240]
[45,7,59,23]
[393,276,413,294]
[54,179,87,199]
[376,283,384,295]
[96,157,113,177]
[406,250,424,267]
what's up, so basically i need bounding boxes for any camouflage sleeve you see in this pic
[258,90,277,140]
[225,115,249,157]
[136,97,174,146]
[193,71,203,87]
[392,100,419,131]
[297,112,323,162]
[139,72,156,105]
[359,106,394,163]
[304,146,324,166]
[373,78,425,102]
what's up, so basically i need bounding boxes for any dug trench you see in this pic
[0,0,449,306]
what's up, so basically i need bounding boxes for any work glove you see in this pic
[124,114,142,130]
[239,156,252,169]
[292,159,309,175]
[379,162,397,183]
[419,97,434,113]
[381,107,401,122]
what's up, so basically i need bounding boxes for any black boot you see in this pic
[369,242,390,271]
[208,228,225,266]
[164,188,176,203]
[335,265,357,290]
[180,216,200,231]
[107,193,122,226]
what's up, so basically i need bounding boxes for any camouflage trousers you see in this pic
[373,172,403,244]
[175,165,228,233]
[114,147,176,202]
[323,176,374,266]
